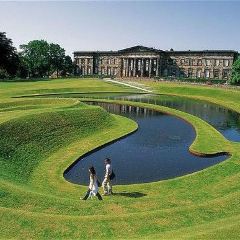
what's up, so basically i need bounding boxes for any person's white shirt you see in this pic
[89,174,98,196]
[105,163,112,178]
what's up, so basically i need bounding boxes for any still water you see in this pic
[113,94,240,142]
[64,102,227,185]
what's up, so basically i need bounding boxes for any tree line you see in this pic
[0,32,75,80]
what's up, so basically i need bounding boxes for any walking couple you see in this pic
[81,158,115,200]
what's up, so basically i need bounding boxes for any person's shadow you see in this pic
[113,192,146,198]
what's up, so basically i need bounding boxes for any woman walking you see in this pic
[81,166,103,200]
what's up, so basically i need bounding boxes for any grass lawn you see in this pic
[0,78,240,239]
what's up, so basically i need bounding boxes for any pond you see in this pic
[64,102,227,185]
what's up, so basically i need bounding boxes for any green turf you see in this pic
[0,78,240,239]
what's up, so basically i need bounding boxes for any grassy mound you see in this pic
[0,98,78,112]
[0,105,118,184]
[1,78,240,239]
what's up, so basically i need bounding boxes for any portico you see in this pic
[121,57,160,78]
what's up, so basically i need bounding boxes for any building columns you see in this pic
[141,58,144,77]
[129,58,132,77]
[156,58,159,77]
[149,58,152,78]
[133,58,136,77]
[126,58,129,77]
[122,57,161,78]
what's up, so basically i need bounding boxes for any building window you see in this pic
[101,68,105,75]
[172,69,176,77]
[205,59,211,66]
[113,68,117,75]
[189,59,192,66]
[197,69,201,78]
[188,68,192,78]
[224,59,229,67]
[180,59,185,65]
[81,59,85,64]
[215,59,220,66]
[197,59,202,66]
[205,69,210,78]
[107,67,111,75]
[185,58,190,66]
[113,58,116,64]
[223,69,229,79]
[153,59,157,65]
[180,69,185,78]
[213,69,219,79]
[88,67,91,74]
[163,68,168,76]
[87,59,91,64]
[82,67,85,75]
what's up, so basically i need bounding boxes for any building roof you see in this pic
[74,45,238,56]
[74,45,164,55]
[166,50,238,54]
[73,51,117,55]
[118,45,164,53]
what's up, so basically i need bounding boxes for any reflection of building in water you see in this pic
[114,95,240,129]
[74,45,238,80]
[88,102,158,117]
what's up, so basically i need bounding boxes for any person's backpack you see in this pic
[110,170,116,180]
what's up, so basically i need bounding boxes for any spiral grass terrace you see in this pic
[0,78,240,239]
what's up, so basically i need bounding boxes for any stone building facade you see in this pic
[74,46,238,80]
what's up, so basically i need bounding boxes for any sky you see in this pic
[0,1,240,57]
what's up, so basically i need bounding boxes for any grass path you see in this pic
[0,78,240,239]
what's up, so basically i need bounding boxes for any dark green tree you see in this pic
[20,40,50,77]
[0,32,19,78]
[20,40,73,78]
[16,55,28,79]
[63,55,74,75]
[49,43,65,77]
[231,57,240,84]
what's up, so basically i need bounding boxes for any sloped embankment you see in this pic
[0,105,118,184]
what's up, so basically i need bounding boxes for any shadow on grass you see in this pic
[113,192,146,198]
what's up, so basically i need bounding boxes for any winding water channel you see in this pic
[35,92,240,185]
[64,100,228,185]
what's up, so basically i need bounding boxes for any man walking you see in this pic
[102,158,113,195]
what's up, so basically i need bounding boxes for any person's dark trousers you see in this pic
[96,192,103,200]
[82,189,91,200]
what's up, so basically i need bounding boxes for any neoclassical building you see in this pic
[74,45,238,80]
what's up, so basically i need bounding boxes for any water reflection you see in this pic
[64,102,227,185]
[112,94,240,142]
[43,92,240,142]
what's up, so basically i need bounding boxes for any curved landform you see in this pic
[0,78,240,239]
